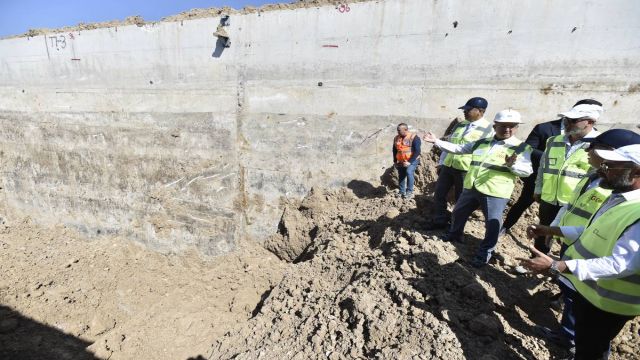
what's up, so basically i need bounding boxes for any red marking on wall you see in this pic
[337,3,351,13]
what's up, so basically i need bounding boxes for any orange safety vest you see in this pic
[394,133,416,162]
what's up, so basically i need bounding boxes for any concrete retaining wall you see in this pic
[1,0,639,255]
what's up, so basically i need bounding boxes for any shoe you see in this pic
[394,191,405,198]
[442,234,462,243]
[470,257,487,268]
[549,292,562,301]
[403,192,414,200]
[491,252,505,263]
[533,325,573,348]
[550,293,564,311]
[424,222,449,231]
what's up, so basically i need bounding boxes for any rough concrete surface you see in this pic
[1,0,639,255]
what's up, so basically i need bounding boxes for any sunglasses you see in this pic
[600,162,632,172]
[588,144,614,151]
[495,124,518,129]
[562,116,590,124]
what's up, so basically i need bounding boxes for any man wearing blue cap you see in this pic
[426,97,494,230]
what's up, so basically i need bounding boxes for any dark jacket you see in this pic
[525,119,562,170]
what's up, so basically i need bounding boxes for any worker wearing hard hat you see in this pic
[532,103,602,254]
[423,109,533,267]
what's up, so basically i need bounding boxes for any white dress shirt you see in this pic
[560,188,640,282]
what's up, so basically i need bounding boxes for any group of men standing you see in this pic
[391,97,640,360]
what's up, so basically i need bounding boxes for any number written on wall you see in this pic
[337,3,351,13]
[48,35,67,51]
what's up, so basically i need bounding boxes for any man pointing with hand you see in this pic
[424,109,533,267]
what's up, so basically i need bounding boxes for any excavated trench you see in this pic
[211,153,639,360]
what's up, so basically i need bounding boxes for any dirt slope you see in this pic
[1,155,638,359]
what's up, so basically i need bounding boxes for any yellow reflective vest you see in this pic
[562,198,640,316]
[463,138,532,199]
[540,135,592,205]
[557,174,613,245]
[443,118,493,171]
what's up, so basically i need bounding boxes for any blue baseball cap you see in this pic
[585,129,640,149]
[458,97,488,110]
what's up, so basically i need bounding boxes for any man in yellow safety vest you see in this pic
[424,109,532,267]
[426,97,494,230]
[533,103,602,254]
[522,144,640,359]
[529,129,640,353]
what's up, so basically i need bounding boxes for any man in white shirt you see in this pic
[522,144,640,359]
[532,129,640,353]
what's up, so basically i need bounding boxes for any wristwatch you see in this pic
[550,261,560,276]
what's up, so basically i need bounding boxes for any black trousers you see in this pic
[432,165,465,225]
[573,292,634,360]
[535,200,561,253]
[503,172,536,230]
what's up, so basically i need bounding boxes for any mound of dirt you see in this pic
[0,218,286,359]
[1,165,637,359]
[17,16,146,39]
[212,185,639,359]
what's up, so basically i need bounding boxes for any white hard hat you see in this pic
[594,144,640,166]
[558,103,603,121]
[494,109,522,124]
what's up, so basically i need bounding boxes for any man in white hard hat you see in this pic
[424,109,533,267]
[532,103,602,254]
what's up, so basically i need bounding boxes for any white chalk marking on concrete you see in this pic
[202,174,221,180]
[164,177,184,188]
[217,173,236,181]
[188,215,214,224]
[181,175,202,190]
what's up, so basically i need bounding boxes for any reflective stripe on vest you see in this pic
[443,119,493,171]
[541,135,592,205]
[557,175,612,245]
[395,133,415,162]
[562,199,640,315]
[462,138,531,199]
